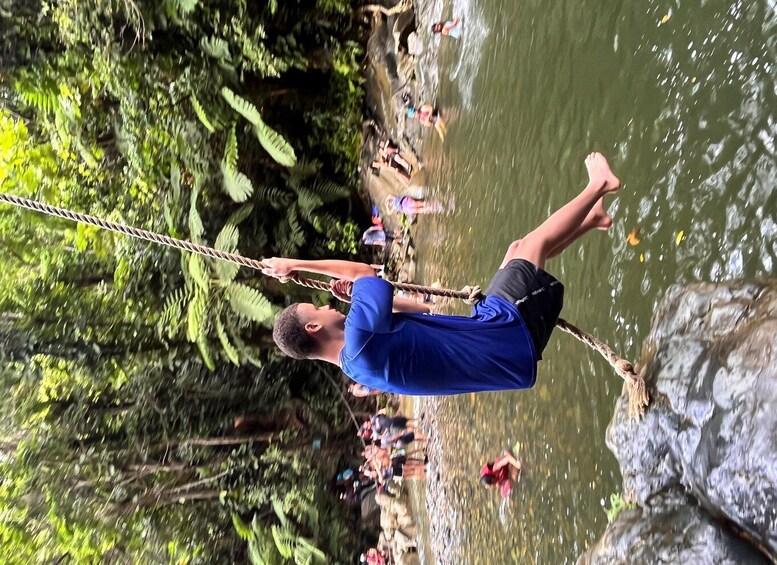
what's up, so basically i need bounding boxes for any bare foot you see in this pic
[584,197,613,231]
[585,152,621,193]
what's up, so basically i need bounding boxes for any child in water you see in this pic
[481,448,521,498]
[431,17,462,39]
[407,104,447,141]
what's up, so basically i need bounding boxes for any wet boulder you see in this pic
[582,280,777,563]
[579,488,769,564]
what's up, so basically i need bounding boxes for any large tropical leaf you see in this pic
[227,283,273,323]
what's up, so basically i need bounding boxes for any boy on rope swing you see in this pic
[265,153,620,395]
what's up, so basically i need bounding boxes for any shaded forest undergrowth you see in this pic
[0,0,376,562]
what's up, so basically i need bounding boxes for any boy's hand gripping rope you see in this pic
[0,192,649,418]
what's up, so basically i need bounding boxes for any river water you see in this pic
[403,1,777,563]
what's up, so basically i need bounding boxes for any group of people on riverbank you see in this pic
[359,410,427,489]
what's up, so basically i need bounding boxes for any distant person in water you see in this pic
[407,104,447,141]
[431,17,462,38]
[481,449,522,498]
[385,194,443,216]
[267,153,620,398]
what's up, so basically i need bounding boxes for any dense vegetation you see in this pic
[0,0,370,562]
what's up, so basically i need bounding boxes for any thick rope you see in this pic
[0,192,648,418]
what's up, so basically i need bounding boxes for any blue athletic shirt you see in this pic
[339,277,537,395]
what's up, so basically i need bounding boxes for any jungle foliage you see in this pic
[0,0,370,562]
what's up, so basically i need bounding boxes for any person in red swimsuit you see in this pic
[480,449,522,497]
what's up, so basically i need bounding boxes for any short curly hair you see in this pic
[273,303,317,359]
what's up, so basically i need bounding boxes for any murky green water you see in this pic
[406,1,777,562]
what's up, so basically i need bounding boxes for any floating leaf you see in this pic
[675,230,684,245]
[626,228,641,246]
[639,253,645,263]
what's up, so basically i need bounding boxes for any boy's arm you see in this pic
[392,296,431,314]
[262,258,375,281]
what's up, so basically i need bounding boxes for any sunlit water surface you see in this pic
[403,1,777,563]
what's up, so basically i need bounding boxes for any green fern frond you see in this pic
[309,180,350,203]
[191,95,216,133]
[231,514,252,541]
[220,87,296,167]
[255,185,291,209]
[295,187,324,217]
[214,223,239,253]
[159,287,190,338]
[221,87,263,125]
[230,330,264,368]
[186,289,208,343]
[221,166,254,203]
[189,183,204,241]
[287,208,305,247]
[188,253,210,290]
[270,525,294,559]
[201,36,232,62]
[216,317,240,365]
[196,332,216,371]
[222,124,238,170]
[227,203,254,226]
[227,283,274,323]
[213,223,240,281]
[252,122,296,168]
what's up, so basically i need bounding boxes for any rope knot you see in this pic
[460,285,484,305]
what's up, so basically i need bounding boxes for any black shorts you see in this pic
[485,259,564,359]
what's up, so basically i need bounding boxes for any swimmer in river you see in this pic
[480,449,522,498]
[431,17,462,39]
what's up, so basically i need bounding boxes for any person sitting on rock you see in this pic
[431,17,462,38]
[385,194,443,216]
[266,153,620,399]
[480,448,521,497]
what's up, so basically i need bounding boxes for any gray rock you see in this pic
[582,280,777,563]
[579,488,769,564]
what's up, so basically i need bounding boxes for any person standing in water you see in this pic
[431,17,462,39]
[267,153,619,398]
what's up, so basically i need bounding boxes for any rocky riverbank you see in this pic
[580,280,777,563]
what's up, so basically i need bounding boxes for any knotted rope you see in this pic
[0,192,648,418]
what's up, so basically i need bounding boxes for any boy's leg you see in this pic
[502,153,620,270]
[499,197,612,268]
